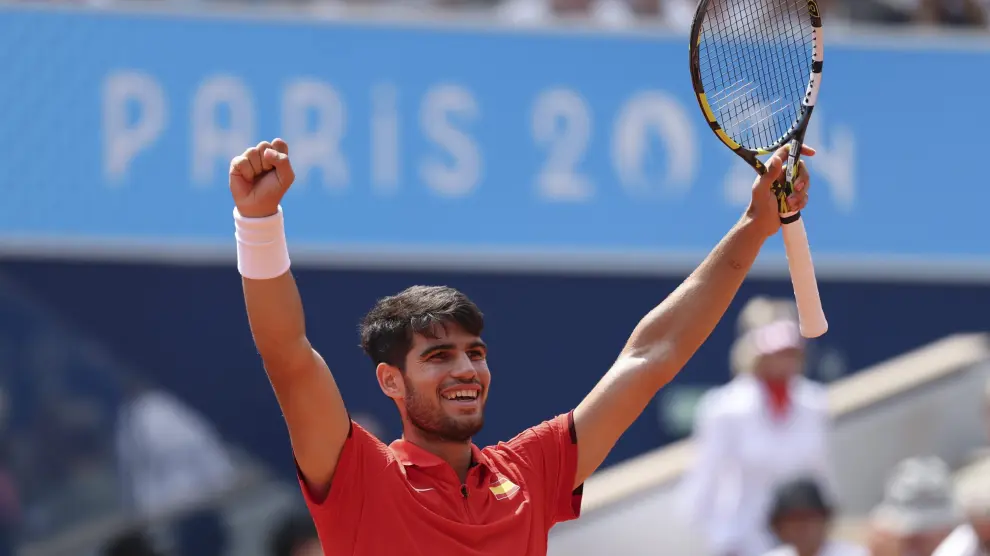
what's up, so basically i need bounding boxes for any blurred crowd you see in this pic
[0,282,314,556]
[5,0,989,29]
[681,296,990,556]
[493,0,990,31]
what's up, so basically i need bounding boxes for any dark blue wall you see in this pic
[3,259,986,480]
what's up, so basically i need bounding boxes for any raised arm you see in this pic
[230,139,349,497]
[571,145,815,487]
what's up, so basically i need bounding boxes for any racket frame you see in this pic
[688,0,828,338]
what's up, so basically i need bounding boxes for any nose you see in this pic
[449,353,479,380]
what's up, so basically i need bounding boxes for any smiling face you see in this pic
[377,322,490,442]
[361,285,489,442]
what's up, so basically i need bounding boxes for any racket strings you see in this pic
[698,0,813,150]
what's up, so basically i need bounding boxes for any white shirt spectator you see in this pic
[764,540,869,556]
[680,372,835,556]
[115,389,236,519]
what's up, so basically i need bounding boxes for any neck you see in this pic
[759,374,792,418]
[403,428,474,482]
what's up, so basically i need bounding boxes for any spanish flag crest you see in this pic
[489,473,520,500]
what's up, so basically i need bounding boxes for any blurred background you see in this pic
[0,0,989,555]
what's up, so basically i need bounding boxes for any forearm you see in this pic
[235,206,311,368]
[622,216,766,382]
[243,273,311,366]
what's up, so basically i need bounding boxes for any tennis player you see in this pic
[228,138,814,555]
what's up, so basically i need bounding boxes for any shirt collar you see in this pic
[389,438,490,471]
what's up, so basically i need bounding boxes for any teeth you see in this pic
[443,390,478,400]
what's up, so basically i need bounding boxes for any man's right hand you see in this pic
[229,139,296,218]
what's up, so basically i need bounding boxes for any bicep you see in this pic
[266,342,349,496]
[572,353,671,487]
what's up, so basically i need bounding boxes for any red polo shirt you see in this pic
[299,411,583,556]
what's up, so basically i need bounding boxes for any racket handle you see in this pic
[781,216,828,338]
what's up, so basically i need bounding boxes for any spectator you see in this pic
[0,441,19,556]
[103,529,162,556]
[846,0,989,26]
[114,374,236,556]
[932,488,990,555]
[270,512,322,556]
[868,457,961,556]
[763,477,868,556]
[496,0,635,27]
[680,297,835,556]
[915,0,989,26]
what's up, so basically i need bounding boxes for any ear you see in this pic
[376,362,405,400]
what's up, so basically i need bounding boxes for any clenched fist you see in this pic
[229,139,296,218]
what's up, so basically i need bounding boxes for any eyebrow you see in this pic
[419,341,488,358]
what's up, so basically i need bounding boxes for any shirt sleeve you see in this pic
[296,420,391,537]
[503,410,582,528]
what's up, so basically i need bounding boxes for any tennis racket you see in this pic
[689,0,828,338]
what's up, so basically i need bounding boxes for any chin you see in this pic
[449,415,484,438]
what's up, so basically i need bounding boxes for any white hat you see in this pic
[872,457,963,534]
[730,319,805,375]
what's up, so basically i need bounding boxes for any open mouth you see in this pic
[440,389,481,407]
[441,390,480,403]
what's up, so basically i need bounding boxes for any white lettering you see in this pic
[283,79,348,191]
[371,83,400,195]
[102,71,166,185]
[191,75,254,186]
[612,91,696,199]
[532,89,593,202]
[419,84,481,198]
[723,163,756,207]
[721,113,856,211]
[804,113,856,212]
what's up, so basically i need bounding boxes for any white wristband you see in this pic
[233,206,291,280]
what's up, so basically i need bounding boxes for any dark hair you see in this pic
[768,477,833,528]
[360,285,485,368]
[269,513,318,556]
[104,530,161,556]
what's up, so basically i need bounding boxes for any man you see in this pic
[227,137,813,555]
[114,374,234,556]
[103,529,162,556]
[764,477,867,556]
[868,457,961,556]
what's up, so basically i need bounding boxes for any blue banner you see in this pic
[1,7,987,264]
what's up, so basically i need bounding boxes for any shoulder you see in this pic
[793,377,829,412]
[348,420,397,469]
[697,378,761,422]
[485,412,575,465]
[301,421,398,507]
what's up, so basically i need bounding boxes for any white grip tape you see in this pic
[781,218,828,338]
[234,206,291,280]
